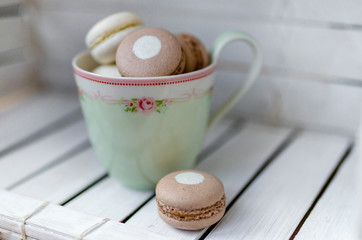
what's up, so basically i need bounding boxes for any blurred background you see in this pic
[1,0,362,136]
[1,0,362,135]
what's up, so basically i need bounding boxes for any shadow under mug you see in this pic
[72,31,262,190]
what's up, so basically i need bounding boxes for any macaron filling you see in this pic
[156,194,226,221]
[132,35,162,59]
[89,23,142,50]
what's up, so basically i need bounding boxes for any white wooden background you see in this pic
[1,0,361,135]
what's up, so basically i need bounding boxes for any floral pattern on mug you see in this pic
[78,87,211,115]
[121,97,173,114]
[136,97,156,114]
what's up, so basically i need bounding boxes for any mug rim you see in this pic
[72,51,216,86]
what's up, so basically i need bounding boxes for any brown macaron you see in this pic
[156,170,226,230]
[116,27,185,77]
[176,33,209,73]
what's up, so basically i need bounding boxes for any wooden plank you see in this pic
[0,120,88,189]
[65,118,236,220]
[30,0,283,18]
[0,0,21,8]
[0,61,35,97]
[85,221,171,240]
[282,27,362,80]
[0,91,80,154]
[0,228,37,240]
[127,122,292,239]
[207,132,350,239]
[284,0,362,25]
[295,151,359,240]
[0,190,169,240]
[216,70,362,136]
[10,148,105,204]
[65,177,153,221]
[0,17,27,53]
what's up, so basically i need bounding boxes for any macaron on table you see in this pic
[0,5,359,240]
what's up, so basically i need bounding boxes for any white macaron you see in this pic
[86,12,143,64]
[92,65,121,77]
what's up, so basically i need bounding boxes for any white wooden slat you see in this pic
[0,228,37,240]
[65,177,153,221]
[0,17,28,53]
[0,0,21,7]
[284,0,362,25]
[216,71,362,136]
[127,122,292,239]
[0,190,169,240]
[0,91,79,153]
[0,61,35,97]
[207,132,350,240]
[30,0,283,19]
[282,27,362,80]
[0,120,87,189]
[30,6,362,89]
[65,118,236,220]
[84,221,171,240]
[295,151,359,240]
[11,148,105,204]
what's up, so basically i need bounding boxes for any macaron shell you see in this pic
[92,65,121,77]
[171,49,186,75]
[155,170,224,210]
[85,12,143,64]
[176,33,209,73]
[158,206,225,230]
[116,27,183,77]
[85,12,143,48]
[90,25,143,64]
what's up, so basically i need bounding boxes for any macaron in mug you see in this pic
[72,31,262,190]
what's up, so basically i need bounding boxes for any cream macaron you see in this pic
[156,170,226,230]
[92,65,121,77]
[85,12,144,64]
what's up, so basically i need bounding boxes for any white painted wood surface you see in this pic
[0,190,169,240]
[0,17,27,53]
[65,118,236,220]
[215,70,362,136]
[0,120,87,189]
[295,151,359,240]
[127,122,292,239]
[284,0,362,24]
[0,92,79,153]
[0,62,36,97]
[207,132,351,240]
[11,148,105,204]
[0,228,37,240]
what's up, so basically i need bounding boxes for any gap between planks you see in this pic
[199,129,299,240]
[290,144,355,240]
[205,131,351,240]
[0,92,81,157]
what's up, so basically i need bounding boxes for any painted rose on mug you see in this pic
[137,97,156,114]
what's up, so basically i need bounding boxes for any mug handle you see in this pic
[207,31,263,130]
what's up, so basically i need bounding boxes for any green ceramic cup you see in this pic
[72,31,262,190]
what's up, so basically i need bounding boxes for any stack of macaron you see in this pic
[86,12,209,77]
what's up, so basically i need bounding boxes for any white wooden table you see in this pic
[0,90,359,240]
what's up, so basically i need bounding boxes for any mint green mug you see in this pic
[72,31,262,190]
